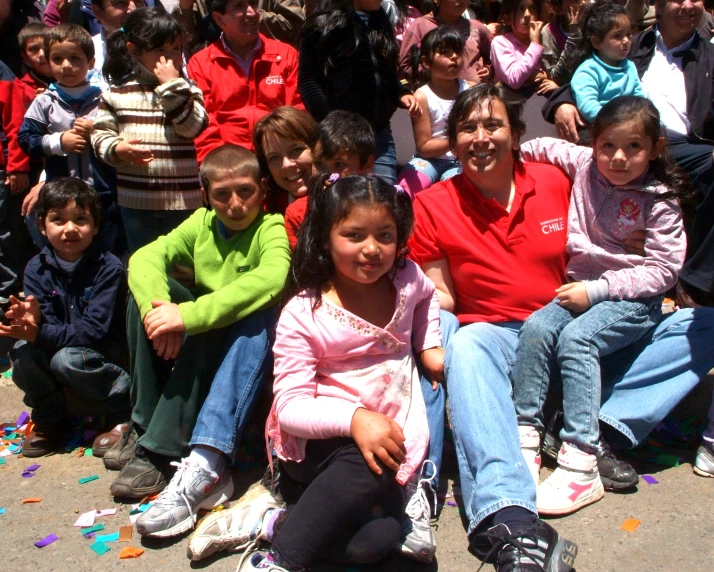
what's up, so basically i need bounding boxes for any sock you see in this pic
[188,446,225,474]
[263,507,286,542]
[491,505,538,534]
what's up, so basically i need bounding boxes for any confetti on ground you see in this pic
[34,534,59,548]
[620,518,641,533]
[119,526,133,542]
[16,412,29,427]
[74,510,97,528]
[80,523,105,535]
[78,475,100,484]
[22,498,43,503]
[90,541,110,555]
[118,546,144,559]
[21,463,41,478]
[655,454,680,467]
[0,508,5,515]
[0,457,6,464]
[84,448,93,457]
[84,531,97,539]
[96,532,120,543]
[446,501,457,507]
[642,475,659,485]
[96,508,118,517]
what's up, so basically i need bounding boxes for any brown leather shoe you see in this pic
[92,423,130,458]
[22,423,65,458]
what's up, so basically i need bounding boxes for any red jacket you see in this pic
[0,63,15,169]
[187,34,303,163]
[7,72,49,174]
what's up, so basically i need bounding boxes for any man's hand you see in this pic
[21,181,43,216]
[115,139,154,165]
[61,130,86,153]
[350,408,406,475]
[399,94,422,118]
[556,282,591,312]
[420,346,445,390]
[151,331,183,360]
[73,117,94,139]
[154,56,180,84]
[554,103,584,143]
[5,295,41,326]
[143,300,185,339]
[624,229,646,256]
[6,173,29,194]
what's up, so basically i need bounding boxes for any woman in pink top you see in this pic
[253,175,443,570]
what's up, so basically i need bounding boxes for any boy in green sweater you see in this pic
[108,145,290,512]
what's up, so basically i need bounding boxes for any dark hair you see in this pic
[208,0,232,14]
[45,24,95,61]
[447,82,526,154]
[284,174,414,308]
[407,25,465,88]
[103,7,182,84]
[311,110,376,171]
[569,1,628,72]
[36,177,102,229]
[500,0,543,29]
[18,23,49,51]
[199,144,261,191]
[591,96,694,203]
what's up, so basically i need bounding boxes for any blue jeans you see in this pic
[512,298,662,450]
[120,207,193,253]
[10,341,131,426]
[372,127,397,185]
[427,307,714,534]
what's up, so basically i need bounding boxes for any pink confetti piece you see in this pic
[95,508,118,517]
[642,475,659,484]
[74,510,97,527]
[35,534,59,548]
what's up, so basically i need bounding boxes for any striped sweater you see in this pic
[91,63,208,211]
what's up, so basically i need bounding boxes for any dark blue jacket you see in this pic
[23,246,127,351]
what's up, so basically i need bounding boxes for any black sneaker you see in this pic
[110,446,169,499]
[475,520,578,572]
[542,410,563,461]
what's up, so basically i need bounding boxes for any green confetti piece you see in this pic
[655,453,680,467]
[5,433,16,440]
[89,541,110,556]
[84,448,93,457]
[0,457,6,465]
[78,475,99,484]
[0,508,5,514]
[95,532,119,543]
[81,523,105,535]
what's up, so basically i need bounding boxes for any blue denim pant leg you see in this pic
[444,318,536,534]
[600,307,714,446]
[417,310,460,488]
[372,127,397,185]
[190,306,276,460]
[120,207,193,254]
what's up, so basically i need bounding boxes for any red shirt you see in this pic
[8,72,49,174]
[284,195,307,250]
[409,163,571,325]
[187,35,303,163]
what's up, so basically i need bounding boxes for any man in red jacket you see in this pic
[187,0,302,163]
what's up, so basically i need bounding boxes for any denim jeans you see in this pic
[372,127,397,185]
[398,156,462,195]
[10,341,131,426]
[427,307,714,534]
[512,297,662,450]
[120,207,193,254]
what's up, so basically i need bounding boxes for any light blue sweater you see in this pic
[571,53,644,123]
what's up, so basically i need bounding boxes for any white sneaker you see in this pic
[518,425,542,486]
[398,460,437,563]
[537,442,604,516]
[694,441,714,477]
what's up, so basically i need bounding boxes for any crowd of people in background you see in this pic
[1,0,714,570]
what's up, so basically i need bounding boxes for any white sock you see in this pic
[188,446,225,474]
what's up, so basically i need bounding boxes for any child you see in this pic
[398,26,469,197]
[512,96,689,516]
[491,0,558,95]
[109,144,290,506]
[283,110,376,249]
[299,0,421,185]
[91,7,208,253]
[570,1,643,124]
[0,177,131,458]
[540,0,584,86]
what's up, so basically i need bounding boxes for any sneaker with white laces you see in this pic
[186,480,282,561]
[136,458,233,538]
[398,460,437,563]
[519,425,542,486]
[537,442,604,516]
[694,441,714,477]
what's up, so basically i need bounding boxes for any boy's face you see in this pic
[41,200,99,262]
[202,170,266,235]
[315,144,374,179]
[91,0,147,34]
[49,41,94,87]
[22,36,52,77]
[213,0,261,48]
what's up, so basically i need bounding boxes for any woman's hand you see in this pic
[400,94,422,118]
[556,282,591,312]
[420,346,445,390]
[350,408,406,475]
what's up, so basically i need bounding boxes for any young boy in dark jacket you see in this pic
[0,177,131,458]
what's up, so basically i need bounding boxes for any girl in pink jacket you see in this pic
[512,96,690,517]
[250,175,443,570]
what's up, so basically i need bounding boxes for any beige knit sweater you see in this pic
[91,64,208,211]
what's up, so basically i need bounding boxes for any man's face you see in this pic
[657,0,703,39]
[92,0,147,34]
[213,0,261,48]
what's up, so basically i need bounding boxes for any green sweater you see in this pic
[128,208,290,335]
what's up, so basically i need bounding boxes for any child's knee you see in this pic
[8,341,47,382]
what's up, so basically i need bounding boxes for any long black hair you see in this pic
[592,96,694,203]
[407,24,465,89]
[284,174,414,309]
[568,0,628,73]
[103,7,183,84]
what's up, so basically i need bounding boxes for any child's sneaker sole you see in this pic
[538,486,604,517]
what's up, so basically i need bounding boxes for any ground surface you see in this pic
[1,375,713,572]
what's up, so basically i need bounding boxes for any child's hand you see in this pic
[350,408,407,476]
[536,78,559,95]
[420,347,445,390]
[143,300,186,339]
[115,139,154,165]
[624,229,646,256]
[6,173,29,194]
[35,87,46,97]
[152,331,183,360]
[567,1,587,26]
[73,118,94,139]
[556,282,591,312]
[477,64,492,80]
[400,94,422,118]
[61,130,87,154]
[0,316,39,342]
[154,56,180,84]
[5,295,42,326]
[529,20,544,44]
[21,181,43,216]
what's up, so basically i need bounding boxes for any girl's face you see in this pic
[510,1,539,38]
[328,204,398,287]
[594,119,662,186]
[133,38,183,73]
[353,0,383,11]
[592,15,632,66]
[435,0,468,22]
[424,47,464,80]
[262,134,314,198]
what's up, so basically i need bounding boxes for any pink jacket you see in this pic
[520,138,686,302]
[490,32,544,89]
[267,260,441,484]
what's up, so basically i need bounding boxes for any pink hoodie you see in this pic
[520,138,686,303]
